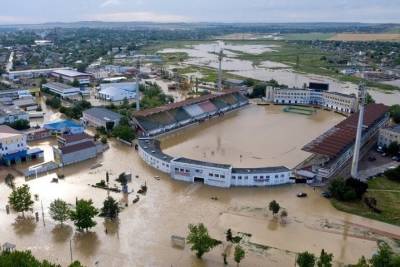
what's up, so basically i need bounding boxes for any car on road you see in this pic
[297,192,308,198]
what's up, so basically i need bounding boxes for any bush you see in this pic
[100,136,108,144]
[7,119,30,130]
[384,166,400,182]
[112,125,135,142]
[328,177,367,201]
[389,104,400,124]
[45,96,61,109]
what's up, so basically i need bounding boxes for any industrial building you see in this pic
[0,125,43,165]
[133,89,249,136]
[97,82,138,102]
[4,67,71,81]
[51,69,92,85]
[138,138,293,188]
[0,104,29,125]
[42,82,88,98]
[301,103,390,181]
[82,107,122,129]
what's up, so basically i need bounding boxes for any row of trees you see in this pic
[8,185,120,231]
[328,177,368,201]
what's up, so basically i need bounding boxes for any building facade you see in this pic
[138,138,293,188]
[378,125,400,147]
[265,85,357,114]
[51,70,92,85]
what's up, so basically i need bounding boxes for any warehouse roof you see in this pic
[83,107,122,122]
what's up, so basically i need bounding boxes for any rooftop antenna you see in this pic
[350,81,367,179]
[217,41,224,91]
[136,59,141,111]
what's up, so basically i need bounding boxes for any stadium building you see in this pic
[137,138,293,188]
[133,89,249,137]
[301,103,390,181]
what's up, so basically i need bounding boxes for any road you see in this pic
[358,161,400,181]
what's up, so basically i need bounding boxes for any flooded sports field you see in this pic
[162,104,344,168]
[1,104,400,267]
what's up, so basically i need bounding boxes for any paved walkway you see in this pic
[358,161,400,181]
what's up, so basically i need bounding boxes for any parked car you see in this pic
[321,191,332,198]
[297,192,308,198]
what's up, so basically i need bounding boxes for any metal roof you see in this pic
[83,107,122,122]
[302,103,389,157]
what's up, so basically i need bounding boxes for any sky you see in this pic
[0,0,399,25]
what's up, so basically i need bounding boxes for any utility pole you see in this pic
[41,200,45,226]
[218,48,223,91]
[69,239,73,263]
[136,59,141,111]
[351,82,367,179]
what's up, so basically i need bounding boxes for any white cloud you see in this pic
[87,11,189,22]
[100,0,121,8]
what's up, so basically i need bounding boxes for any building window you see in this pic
[209,173,214,177]
[238,176,242,180]
[215,174,220,178]
[221,175,225,178]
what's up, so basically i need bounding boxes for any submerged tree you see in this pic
[317,249,333,267]
[8,184,34,217]
[100,196,120,219]
[268,200,280,216]
[186,223,221,259]
[234,245,245,267]
[69,199,98,231]
[49,199,70,225]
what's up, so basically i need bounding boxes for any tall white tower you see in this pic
[351,82,367,179]
[136,59,141,111]
[217,42,224,91]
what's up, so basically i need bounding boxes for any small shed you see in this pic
[2,242,16,252]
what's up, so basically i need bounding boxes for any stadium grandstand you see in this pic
[301,103,390,181]
[133,90,248,136]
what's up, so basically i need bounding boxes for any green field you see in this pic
[331,177,400,226]
[141,39,400,92]
[283,33,335,41]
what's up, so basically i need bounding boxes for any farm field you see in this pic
[329,33,400,41]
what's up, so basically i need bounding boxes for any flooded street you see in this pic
[1,104,400,266]
[162,104,344,168]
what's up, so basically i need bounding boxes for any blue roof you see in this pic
[2,150,27,161]
[44,119,83,130]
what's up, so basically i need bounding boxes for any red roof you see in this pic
[133,89,240,118]
[302,103,389,157]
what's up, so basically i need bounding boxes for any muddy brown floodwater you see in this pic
[0,105,400,267]
[162,104,344,168]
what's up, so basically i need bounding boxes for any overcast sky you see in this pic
[0,0,399,24]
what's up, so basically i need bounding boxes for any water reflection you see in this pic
[51,224,73,243]
[12,216,37,236]
[73,231,100,257]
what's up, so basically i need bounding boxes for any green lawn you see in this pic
[331,177,400,226]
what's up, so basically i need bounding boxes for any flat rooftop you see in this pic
[232,166,290,173]
[172,157,231,169]
[43,82,78,91]
[83,107,122,122]
[52,69,91,77]
[138,138,173,162]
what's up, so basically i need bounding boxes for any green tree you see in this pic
[0,250,60,267]
[71,79,80,87]
[387,142,399,156]
[269,200,280,216]
[350,256,369,267]
[5,173,15,189]
[186,223,221,259]
[8,184,34,217]
[112,125,135,142]
[389,104,400,124]
[317,249,333,267]
[49,199,70,225]
[225,228,233,242]
[100,196,120,219]
[69,260,86,267]
[69,199,98,231]
[370,243,394,267]
[234,245,245,267]
[365,93,375,105]
[297,251,316,267]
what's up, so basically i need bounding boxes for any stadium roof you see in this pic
[302,103,389,158]
[134,89,240,118]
